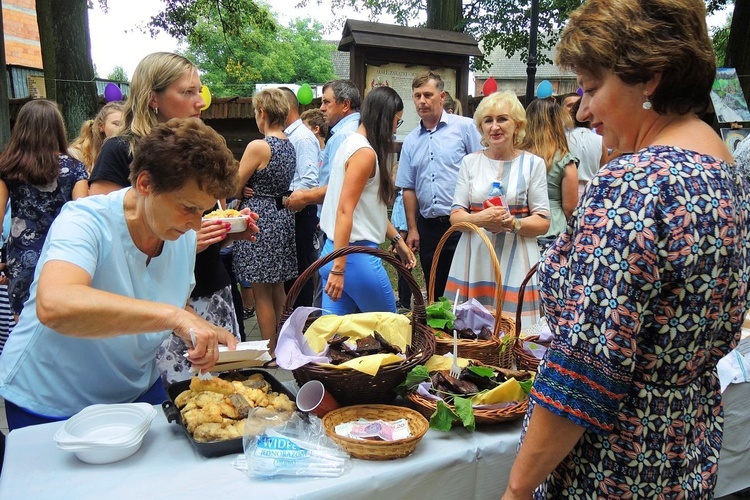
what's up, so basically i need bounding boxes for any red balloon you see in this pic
[482,77,498,96]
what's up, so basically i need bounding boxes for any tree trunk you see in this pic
[425,0,463,31]
[0,8,11,147]
[35,0,55,102]
[725,0,750,106]
[36,0,98,139]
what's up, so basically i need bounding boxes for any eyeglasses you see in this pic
[396,118,403,129]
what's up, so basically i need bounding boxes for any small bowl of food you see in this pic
[203,208,247,234]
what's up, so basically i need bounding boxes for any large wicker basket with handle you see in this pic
[281,245,435,406]
[513,263,547,371]
[427,222,516,368]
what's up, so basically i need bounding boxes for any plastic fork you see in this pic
[449,289,461,378]
[189,328,213,380]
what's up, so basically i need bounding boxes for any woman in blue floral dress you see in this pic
[0,100,88,317]
[503,1,750,499]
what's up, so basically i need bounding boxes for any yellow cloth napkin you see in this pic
[470,377,527,405]
[304,312,411,353]
[424,354,471,373]
[316,353,405,376]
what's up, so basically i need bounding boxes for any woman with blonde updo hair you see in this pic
[446,90,550,328]
[233,89,298,355]
[68,101,123,173]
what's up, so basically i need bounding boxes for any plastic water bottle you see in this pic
[483,181,506,208]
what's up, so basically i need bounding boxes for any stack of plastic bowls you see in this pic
[53,403,157,464]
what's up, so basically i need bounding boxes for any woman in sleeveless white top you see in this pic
[318,87,415,315]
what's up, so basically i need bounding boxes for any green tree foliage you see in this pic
[144,0,277,40]
[180,15,335,97]
[712,17,731,67]
[106,65,129,82]
[142,0,335,97]
[310,0,742,73]
[307,0,581,69]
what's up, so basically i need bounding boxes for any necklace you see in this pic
[484,148,520,162]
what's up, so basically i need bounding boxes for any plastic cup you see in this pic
[296,380,340,418]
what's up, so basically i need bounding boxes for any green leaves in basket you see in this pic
[518,377,534,396]
[430,400,459,431]
[395,365,430,396]
[467,365,495,379]
[454,397,476,431]
[430,397,476,432]
[426,297,456,330]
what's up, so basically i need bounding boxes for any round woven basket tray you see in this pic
[281,246,436,406]
[427,222,516,368]
[322,404,429,460]
[405,362,531,425]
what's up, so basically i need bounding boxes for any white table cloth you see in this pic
[0,406,522,500]
[1,385,747,499]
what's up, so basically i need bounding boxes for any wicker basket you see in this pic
[427,222,516,368]
[322,404,429,460]
[513,263,546,371]
[405,363,531,425]
[281,246,435,406]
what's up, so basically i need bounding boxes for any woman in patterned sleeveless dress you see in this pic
[233,89,297,355]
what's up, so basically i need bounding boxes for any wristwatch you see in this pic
[391,233,402,246]
[511,217,522,234]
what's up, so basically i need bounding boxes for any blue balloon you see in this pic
[536,80,554,99]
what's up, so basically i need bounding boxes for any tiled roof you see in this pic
[327,41,351,80]
[474,39,574,79]
[338,20,482,57]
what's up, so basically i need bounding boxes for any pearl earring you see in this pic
[153,107,159,116]
[642,96,652,110]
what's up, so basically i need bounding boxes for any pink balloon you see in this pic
[482,77,498,96]
[104,83,123,102]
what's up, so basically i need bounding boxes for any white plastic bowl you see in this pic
[73,437,146,465]
[203,216,247,234]
[54,403,156,464]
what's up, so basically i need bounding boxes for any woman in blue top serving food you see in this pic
[0,119,258,430]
